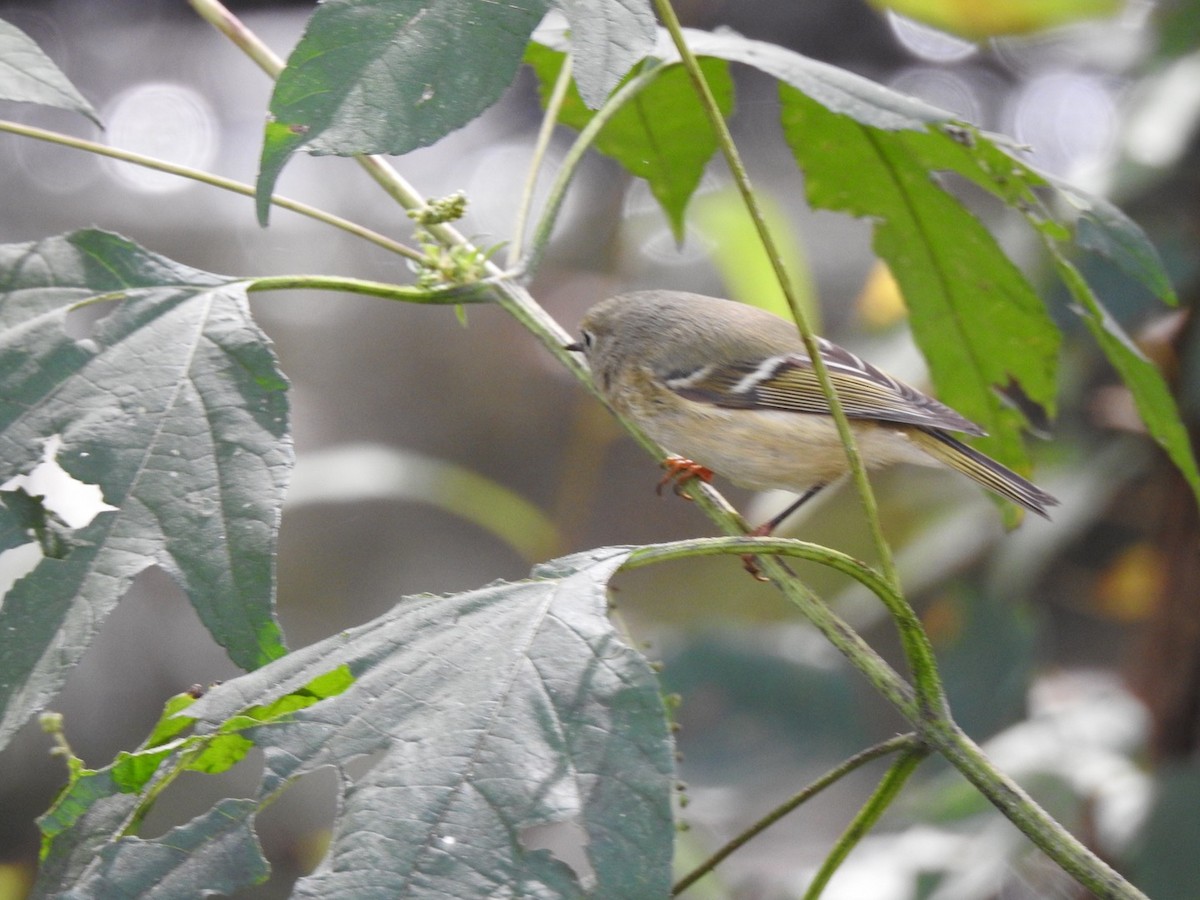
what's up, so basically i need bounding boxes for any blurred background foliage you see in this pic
[0,0,1198,897]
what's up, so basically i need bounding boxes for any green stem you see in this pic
[626,537,944,705]
[509,53,574,268]
[245,275,491,304]
[523,61,665,275]
[652,2,901,596]
[0,118,420,262]
[672,733,920,896]
[803,746,928,900]
[625,539,918,718]
[924,720,1145,900]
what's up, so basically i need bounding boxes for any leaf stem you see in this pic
[625,538,918,718]
[672,733,921,896]
[245,275,491,304]
[0,118,421,262]
[802,745,928,900]
[523,60,665,275]
[626,537,943,703]
[509,52,573,268]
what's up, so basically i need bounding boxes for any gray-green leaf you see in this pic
[0,18,100,125]
[0,230,290,750]
[35,548,673,898]
[555,0,655,108]
[257,0,551,222]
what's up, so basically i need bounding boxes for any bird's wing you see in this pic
[664,339,985,435]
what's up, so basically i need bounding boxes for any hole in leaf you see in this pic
[64,300,118,340]
[343,746,388,784]
[2,435,116,530]
[519,818,595,889]
[253,765,340,887]
[0,541,42,598]
[137,747,266,841]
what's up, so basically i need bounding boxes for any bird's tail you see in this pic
[910,428,1058,518]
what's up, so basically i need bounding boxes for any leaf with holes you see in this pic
[778,87,1060,486]
[32,548,674,898]
[0,229,291,751]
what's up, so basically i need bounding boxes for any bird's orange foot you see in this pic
[656,456,714,499]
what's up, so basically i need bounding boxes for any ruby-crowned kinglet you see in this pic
[567,290,1057,530]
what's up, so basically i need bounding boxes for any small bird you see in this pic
[568,290,1057,533]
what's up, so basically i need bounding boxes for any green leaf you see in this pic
[0,230,291,750]
[0,18,100,125]
[256,0,550,223]
[34,549,674,898]
[682,27,951,131]
[37,668,355,879]
[527,42,733,241]
[555,0,656,108]
[1055,180,1178,306]
[886,124,1192,501]
[141,692,200,750]
[1053,253,1200,505]
[778,88,1060,478]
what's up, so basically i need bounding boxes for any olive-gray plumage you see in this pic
[573,290,1056,518]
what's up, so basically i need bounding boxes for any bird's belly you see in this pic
[646,407,933,493]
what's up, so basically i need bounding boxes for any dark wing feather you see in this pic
[665,339,985,436]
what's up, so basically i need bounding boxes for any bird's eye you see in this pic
[564,330,593,354]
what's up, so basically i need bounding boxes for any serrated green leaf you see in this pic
[187,733,255,775]
[527,42,733,241]
[0,18,100,125]
[143,693,200,749]
[1054,254,1200,505]
[257,0,550,223]
[0,229,291,750]
[556,0,655,108]
[1056,181,1178,306]
[898,127,1178,309]
[887,124,1190,498]
[35,549,673,898]
[778,88,1060,480]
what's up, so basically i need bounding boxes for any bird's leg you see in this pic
[657,455,714,499]
[753,484,826,537]
[742,484,826,579]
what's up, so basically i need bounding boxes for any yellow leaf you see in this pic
[857,260,909,329]
[871,0,1121,39]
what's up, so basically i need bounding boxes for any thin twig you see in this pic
[0,119,421,262]
[803,745,929,899]
[672,734,921,896]
[509,53,573,267]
